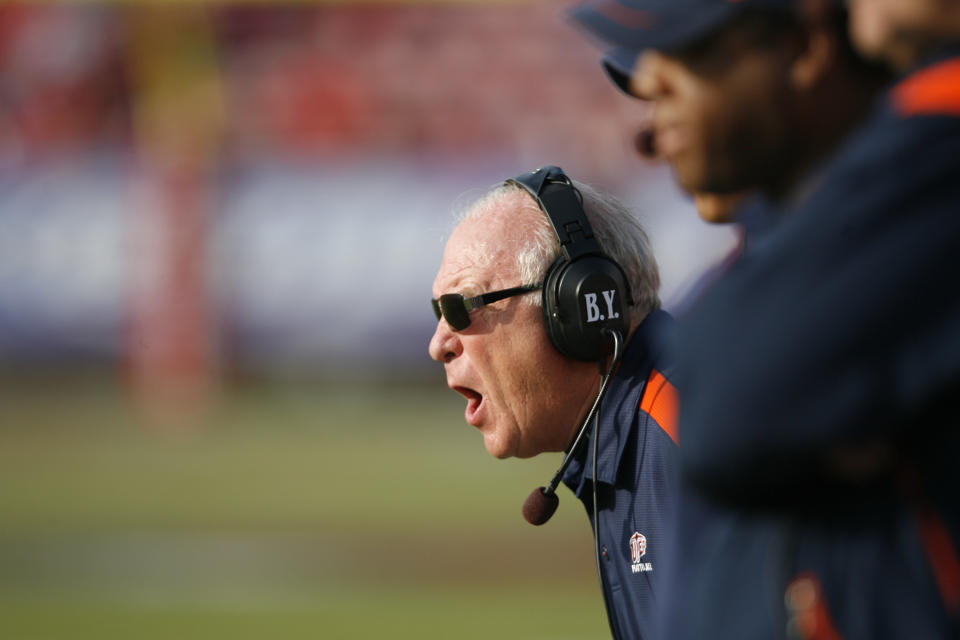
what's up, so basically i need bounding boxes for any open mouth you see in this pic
[454,386,484,426]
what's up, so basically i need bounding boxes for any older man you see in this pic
[429,166,678,640]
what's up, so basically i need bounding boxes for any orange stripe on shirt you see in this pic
[916,504,960,614]
[785,573,843,640]
[640,369,679,445]
[892,58,960,117]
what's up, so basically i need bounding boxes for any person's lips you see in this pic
[453,385,485,427]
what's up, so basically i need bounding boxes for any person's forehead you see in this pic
[434,200,528,293]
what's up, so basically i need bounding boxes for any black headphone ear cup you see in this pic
[509,165,633,361]
[543,255,631,362]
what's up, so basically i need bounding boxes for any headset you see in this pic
[506,165,633,363]
[507,166,633,527]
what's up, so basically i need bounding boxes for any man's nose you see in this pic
[630,50,670,101]
[428,320,463,364]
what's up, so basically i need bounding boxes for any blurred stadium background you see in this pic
[0,3,736,638]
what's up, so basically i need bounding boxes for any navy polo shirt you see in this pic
[562,309,680,640]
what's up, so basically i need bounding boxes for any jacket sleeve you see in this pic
[675,110,960,505]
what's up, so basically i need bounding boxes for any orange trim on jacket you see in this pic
[785,573,844,640]
[892,58,960,118]
[640,369,679,445]
[916,504,960,615]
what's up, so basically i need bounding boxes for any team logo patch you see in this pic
[629,532,653,574]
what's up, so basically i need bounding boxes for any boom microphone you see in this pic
[523,485,560,526]
[522,329,624,525]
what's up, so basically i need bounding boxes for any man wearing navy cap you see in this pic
[571,0,960,638]
[572,0,885,221]
[671,0,960,637]
[566,1,896,638]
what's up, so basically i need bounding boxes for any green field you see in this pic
[0,376,609,639]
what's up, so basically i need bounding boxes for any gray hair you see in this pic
[459,179,661,322]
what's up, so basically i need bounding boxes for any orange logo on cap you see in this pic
[595,1,655,29]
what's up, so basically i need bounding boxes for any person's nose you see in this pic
[630,50,671,101]
[428,319,463,364]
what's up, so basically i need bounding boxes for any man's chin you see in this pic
[694,192,749,224]
[484,443,513,460]
[482,432,516,460]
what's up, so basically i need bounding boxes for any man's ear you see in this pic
[791,29,835,90]
[791,0,837,91]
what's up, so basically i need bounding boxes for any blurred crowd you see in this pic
[2,4,708,385]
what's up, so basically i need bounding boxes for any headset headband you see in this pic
[507,166,604,262]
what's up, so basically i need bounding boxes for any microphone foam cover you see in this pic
[522,487,559,526]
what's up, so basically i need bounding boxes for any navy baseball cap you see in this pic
[570,0,799,93]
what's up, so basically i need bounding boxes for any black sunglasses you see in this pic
[432,284,541,331]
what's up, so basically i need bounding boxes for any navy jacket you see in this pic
[672,47,960,638]
[563,309,680,640]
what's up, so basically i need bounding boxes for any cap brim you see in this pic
[602,47,639,95]
[570,1,740,53]
[571,2,746,96]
